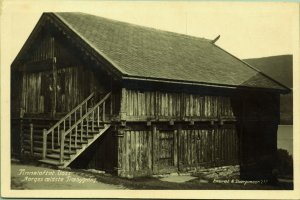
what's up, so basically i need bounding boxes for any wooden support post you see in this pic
[219,119,224,126]
[174,129,178,167]
[20,118,24,155]
[69,130,71,152]
[92,110,95,131]
[30,123,33,156]
[120,88,127,121]
[210,120,214,126]
[146,120,152,126]
[75,126,78,148]
[121,120,126,127]
[103,102,106,122]
[60,130,65,164]
[116,129,124,176]
[51,130,54,150]
[69,116,71,128]
[81,120,83,142]
[42,129,47,159]
[110,94,113,116]
[86,117,89,136]
[57,126,60,146]
[152,124,157,173]
[97,107,100,127]
[169,119,174,126]
[189,120,194,126]
[177,124,182,170]
[52,56,57,118]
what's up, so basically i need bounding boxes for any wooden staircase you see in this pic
[39,123,110,167]
[23,92,112,168]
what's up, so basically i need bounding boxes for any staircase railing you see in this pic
[42,92,111,163]
[42,93,94,158]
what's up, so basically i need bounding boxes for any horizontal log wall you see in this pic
[121,88,235,120]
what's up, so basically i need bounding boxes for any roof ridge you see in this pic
[53,12,211,43]
[244,54,293,60]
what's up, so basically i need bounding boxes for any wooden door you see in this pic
[153,129,178,174]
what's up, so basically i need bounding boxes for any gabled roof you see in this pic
[13,12,290,93]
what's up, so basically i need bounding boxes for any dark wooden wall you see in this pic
[11,27,117,119]
[119,129,153,177]
[238,92,280,180]
[178,126,239,170]
[117,123,239,178]
[116,88,280,178]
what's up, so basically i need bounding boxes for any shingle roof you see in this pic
[32,12,292,91]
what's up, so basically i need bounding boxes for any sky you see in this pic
[1,0,298,66]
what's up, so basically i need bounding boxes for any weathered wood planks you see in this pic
[178,126,239,170]
[121,89,237,120]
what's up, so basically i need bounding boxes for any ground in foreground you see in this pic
[11,161,293,190]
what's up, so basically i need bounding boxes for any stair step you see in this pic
[24,140,53,145]
[23,151,43,158]
[47,154,70,160]
[65,144,84,149]
[71,134,94,139]
[51,149,76,155]
[77,130,101,134]
[65,138,88,144]
[23,146,52,154]
[39,158,63,166]
[24,140,60,148]
[23,134,43,140]
[23,124,51,128]
[22,129,46,134]
[23,134,54,140]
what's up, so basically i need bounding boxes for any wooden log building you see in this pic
[11,12,290,179]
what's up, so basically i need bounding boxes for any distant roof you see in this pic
[13,12,290,92]
[244,55,293,89]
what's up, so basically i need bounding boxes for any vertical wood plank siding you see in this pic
[31,35,54,62]
[21,66,93,114]
[120,125,239,177]
[178,127,239,170]
[118,89,242,177]
[120,130,152,177]
[122,89,235,119]
[18,32,114,115]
